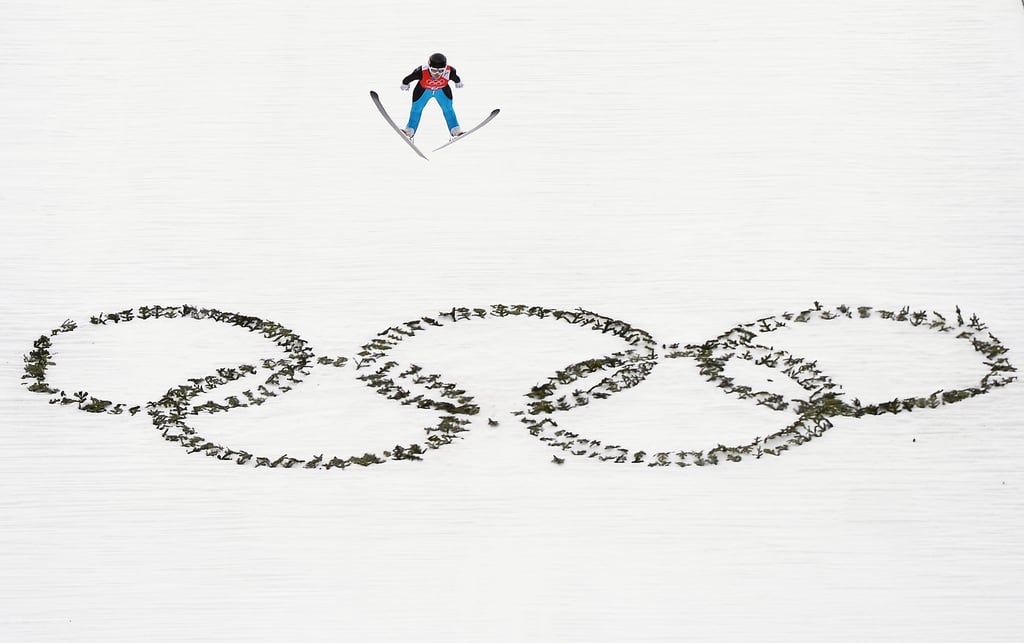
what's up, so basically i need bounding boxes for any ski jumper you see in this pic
[403,65,461,133]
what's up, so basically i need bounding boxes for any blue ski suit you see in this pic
[402,65,462,133]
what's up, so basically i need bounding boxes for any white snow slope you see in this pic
[2,1,1024,641]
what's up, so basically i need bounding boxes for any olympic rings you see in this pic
[21,302,1017,470]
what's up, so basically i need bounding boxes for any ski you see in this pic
[432,109,501,152]
[370,90,429,161]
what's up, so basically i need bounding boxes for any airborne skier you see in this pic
[369,53,498,159]
[399,53,463,141]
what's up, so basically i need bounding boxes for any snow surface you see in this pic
[2,1,1024,641]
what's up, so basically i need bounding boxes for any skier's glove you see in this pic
[400,84,410,91]
[454,82,464,88]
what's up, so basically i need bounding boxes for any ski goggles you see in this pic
[428,66,445,74]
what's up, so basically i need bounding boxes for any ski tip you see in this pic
[370,90,379,98]
[492,108,500,115]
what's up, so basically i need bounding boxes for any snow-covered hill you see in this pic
[2,1,1023,640]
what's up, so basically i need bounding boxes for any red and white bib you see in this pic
[420,65,451,90]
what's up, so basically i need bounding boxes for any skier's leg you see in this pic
[436,92,461,134]
[405,91,432,134]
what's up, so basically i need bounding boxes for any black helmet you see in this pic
[428,53,447,68]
